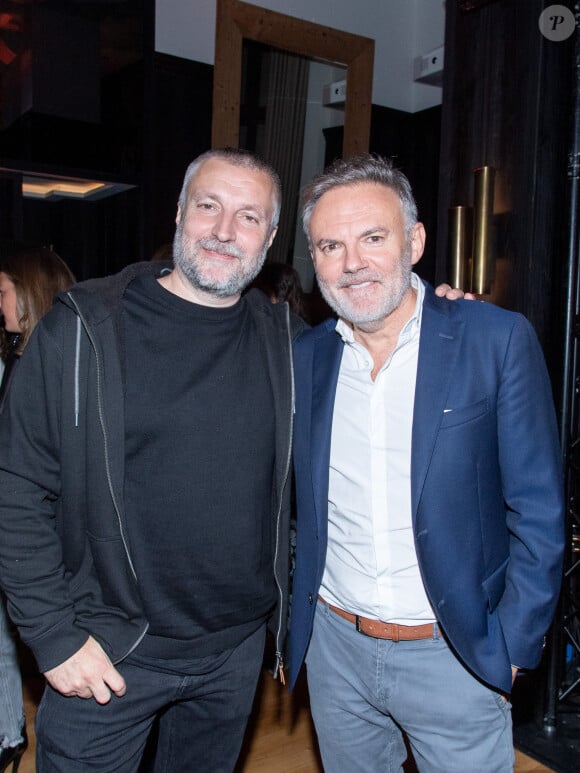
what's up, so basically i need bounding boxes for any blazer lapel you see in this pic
[411,294,464,518]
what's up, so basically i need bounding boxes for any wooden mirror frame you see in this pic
[212,0,375,158]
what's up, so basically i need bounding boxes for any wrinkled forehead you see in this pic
[187,158,276,212]
[310,183,405,232]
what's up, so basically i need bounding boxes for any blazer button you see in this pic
[308,593,314,604]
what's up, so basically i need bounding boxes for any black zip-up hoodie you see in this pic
[0,261,305,676]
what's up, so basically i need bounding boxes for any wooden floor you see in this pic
[17,664,554,772]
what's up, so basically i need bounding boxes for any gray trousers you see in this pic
[307,600,514,773]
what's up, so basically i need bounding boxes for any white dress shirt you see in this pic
[320,275,436,624]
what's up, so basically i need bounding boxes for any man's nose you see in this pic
[343,245,368,272]
[212,211,236,242]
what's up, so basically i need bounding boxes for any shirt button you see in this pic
[308,593,314,604]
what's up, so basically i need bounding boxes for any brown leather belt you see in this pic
[318,595,437,641]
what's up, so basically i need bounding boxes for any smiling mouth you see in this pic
[342,280,375,290]
[202,247,239,261]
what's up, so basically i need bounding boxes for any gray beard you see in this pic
[316,247,413,329]
[172,226,269,299]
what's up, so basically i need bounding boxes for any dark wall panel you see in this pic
[436,0,573,357]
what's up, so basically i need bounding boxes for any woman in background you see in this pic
[250,261,307,321]
[0,245,75,772]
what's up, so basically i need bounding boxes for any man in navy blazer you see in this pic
[287,154,564,772]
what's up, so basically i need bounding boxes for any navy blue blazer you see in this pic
[287,282,565,694]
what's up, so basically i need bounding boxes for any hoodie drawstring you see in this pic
[74,316,81,427]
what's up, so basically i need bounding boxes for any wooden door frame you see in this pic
[212,0,375,158]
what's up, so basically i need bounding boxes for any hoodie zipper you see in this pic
[67,293,138,582]
[67,294,148,662]
[272,302,295,684]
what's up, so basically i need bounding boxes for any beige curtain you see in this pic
[258,48,309,264]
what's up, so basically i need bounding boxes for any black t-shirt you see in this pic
[122,274,276,660]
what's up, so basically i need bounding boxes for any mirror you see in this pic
[212,0,374,159]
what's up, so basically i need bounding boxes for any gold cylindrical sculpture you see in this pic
[448,206,472,290]
[472,165,495,295]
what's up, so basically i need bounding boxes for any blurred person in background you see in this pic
[250,261,307,321]
[0,244,75,772]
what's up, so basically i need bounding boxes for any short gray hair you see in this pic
[178,148,282,229]
[301,154,418,245]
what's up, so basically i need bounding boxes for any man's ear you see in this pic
[410,222,426,266]
[267,226,278,249]
[175,204,182,226]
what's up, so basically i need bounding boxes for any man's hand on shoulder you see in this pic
[44,635,127,704]
[435,283,477,301]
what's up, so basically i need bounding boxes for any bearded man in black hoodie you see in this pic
[0,148,306,773]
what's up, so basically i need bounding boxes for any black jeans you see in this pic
[36,624,267,772]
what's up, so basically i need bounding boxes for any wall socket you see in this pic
[322,79,347,106]
[413,46,444,87]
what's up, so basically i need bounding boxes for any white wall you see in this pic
[155,0,445,113]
